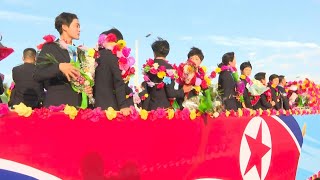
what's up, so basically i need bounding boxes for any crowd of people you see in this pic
[0,12,305,114]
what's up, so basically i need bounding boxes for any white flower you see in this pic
[213,112,220,118]
[153,63,159,69]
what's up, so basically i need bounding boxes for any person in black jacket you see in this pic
[93,28,131,115]
[239,61,253,109]
[218,52,239,110]
[278,75,290,110]
[145,38,192,110]
[268,74,281,110]
[9,48,44,108]
[33,12,92,107]
[0,74,4,103]
[176,47,204,108]
[253,72,275,110]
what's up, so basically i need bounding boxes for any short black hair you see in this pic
[218,52,235,67]
[278,75,285,83]
[187,47,204,61]
[101,28,123,41]
[55,12,78,34]
[151,38,170,58]
[254,72,266,81]
[269,74,279,82]
[23,48,36,59]
[240,61,252,71]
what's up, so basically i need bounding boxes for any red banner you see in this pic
[0,112,302,180]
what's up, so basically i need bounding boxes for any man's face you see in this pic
[63,18,80,40]
[242,67,252,77]
[189,55,201,68]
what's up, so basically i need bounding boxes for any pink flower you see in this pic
[48,104,65,112]
[0,103,9,117]
[229,110,237,117]
[159,66,166,72]
[130,106,139,120]
[181,108,190,121]
[242,108,251,117]
[133,94,141,104]
[150,68,158,75]
[147,81,155,87]
[146,59,154,66]
[195,78,202,86]
[122,47,131,57]
[127,57,135,66]
[154,108,166,119]
[143,75,150,81]
[98,34,107,46]
[79,108,104,122]
[166,69,174,77]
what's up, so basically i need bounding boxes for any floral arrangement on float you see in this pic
[307,171,320,180]
[37,35,98,108]
[286,78,320,110]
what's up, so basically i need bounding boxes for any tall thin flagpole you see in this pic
[134,40,139,89]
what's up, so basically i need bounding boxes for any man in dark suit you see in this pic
[253,72,275,110]
[94,28,131,115]
[145,38,192,110]
[9,48,44,108]
[278,75,290,110]
[0,74,4,103]
[268,74,281,110]
[33,12,92,107]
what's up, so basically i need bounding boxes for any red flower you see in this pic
[33,108,51,120]
[94,51,100,59]
[150,68,158,75]
[112,45,120,55]
[119,57,128,64]
[37,43,44,50]
[157,82,165,89]
[106,33,117,42]
[158,65,166,72]
[200,79,208,89]
[210,71,216,79]
[146,59,154,66]
[43,35,56,43]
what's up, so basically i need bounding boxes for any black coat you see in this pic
[33,42,82,107]
[218,70,238,110]
[253,94,273,110]
[278,85,290,110]
[146,59,184,110]
[242,79,253,109]
[9,63,44,108]
[269,86,281,110]
[93,49,129,110]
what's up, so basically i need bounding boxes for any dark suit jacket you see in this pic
[218,70,238,110]
[9,63,44,108]
[253,94,272,110]
[33,42,81,107]
[94,49,129,110]
[242,79,253,109]
[146,59,184,110]
[278,85,290,110]
[0,76,4,103]
[269,86,281,110]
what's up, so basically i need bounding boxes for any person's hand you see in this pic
[271,101,276,106]
[84,86,93,96]
[59,63,80,81]
[120,107,131,116]
[183,85,192,93]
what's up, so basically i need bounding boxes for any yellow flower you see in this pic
[167,109,175,120]
[117,40,126,49]
[106,107,117,120]
[204,76,211,85]
[64,105,78,120]
[197,111,202,117]
[126,95,130,99]
[215,67,221,74]
[13,103,32,117]
[157,71,166,79]
[267,109,271,116]
[202,66,207,73]
[225,110,230,117]
[237,108,243,117]
[144,94,149,98]
[87,48,95,57]
[190,109,197,120]
[288,109,293,115]
[250,109,255,116]
[259,108,263,116]
[194,86,201,92]
[240,75,246,80]
[140,109,148,120]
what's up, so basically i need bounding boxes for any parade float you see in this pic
[0,35,319,180]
